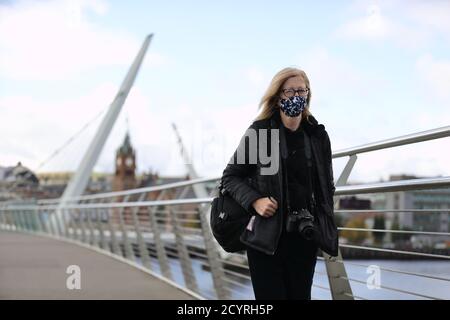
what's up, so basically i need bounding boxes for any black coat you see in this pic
[221,111,337,255]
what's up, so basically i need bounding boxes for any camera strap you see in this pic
[282,154,291,213]
[303,131,316,212]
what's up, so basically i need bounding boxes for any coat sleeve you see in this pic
[221,123,264,212]
[324,130,336,197]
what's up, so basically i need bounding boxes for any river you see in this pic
[143,258,450,300]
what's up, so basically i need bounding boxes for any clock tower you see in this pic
[113,131,136,191]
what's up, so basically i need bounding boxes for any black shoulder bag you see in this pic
[209,179,250,252]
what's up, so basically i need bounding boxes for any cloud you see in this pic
[334,1,450,48]
[1,0,448,185]
[0,83,116,170]
[416,53,450,101]
[0,82,175,175]
[243,67,267,88]
[0,75,262,180]
[292,45,450,183]
[155,100,262,178]
[405,1,450,36]
[297,46,374,98]
[336,4,391,40]
[294,45,389,144]
[0,0,173,176]
[0,0,167,81]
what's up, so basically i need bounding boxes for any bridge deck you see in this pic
[0,231,196,300]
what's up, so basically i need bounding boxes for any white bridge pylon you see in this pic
[51,34,154,234]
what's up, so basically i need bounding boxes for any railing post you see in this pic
[28,210,36,232]
[2,209,8,230]
[148,191,172,280]
[37,208,48,234]
[15,210,21,230]
[117,195,135,261]
[29,209,38,232]
[6,209,12,230]
[17,210,26,231]
[5,209,11,230]
[52,208,64,237]
[131,194,152,270]
[47,210,57,235]
[0,209,7,230]
[95,208,108,250]
[78,208,88,243]
[169,206,199,293]
[325,154,356,300]
[20,210,29,231]
[69,209,79,240]
[8,209,15,230]
[86,207,98,247]
[60,208,71,239]
[323,251,354,300]
[31,208,42,233]
[0,208,8,229]
[197,204,229,299]
[69,209,79,241]
[106,207,122,256]
[16,210,24,231]
[21,210,29,231]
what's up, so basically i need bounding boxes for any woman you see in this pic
[221,67,337,300]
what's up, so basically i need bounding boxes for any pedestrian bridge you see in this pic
[2,34,449,300]
[1,124,450,300]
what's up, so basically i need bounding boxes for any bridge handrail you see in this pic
[1,124,449,300]
[33,124,450,204]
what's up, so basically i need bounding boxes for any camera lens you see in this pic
[298,209,316,240]
[301,226,315,241]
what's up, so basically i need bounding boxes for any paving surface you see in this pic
[0,231,196,300]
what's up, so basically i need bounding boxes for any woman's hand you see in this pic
[252,196,278,218]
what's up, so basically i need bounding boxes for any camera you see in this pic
[286,208,316,240]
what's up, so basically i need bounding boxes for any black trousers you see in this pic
[246,228,318,300]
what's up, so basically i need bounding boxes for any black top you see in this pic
[282,121,311,213]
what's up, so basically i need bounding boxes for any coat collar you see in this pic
[269,109,325,160]
[269,109,324,137]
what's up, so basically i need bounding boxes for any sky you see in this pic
[0,0,449,184]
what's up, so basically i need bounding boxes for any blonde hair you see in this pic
[255,67,313,122]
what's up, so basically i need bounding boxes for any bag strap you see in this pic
[218,177,226,195]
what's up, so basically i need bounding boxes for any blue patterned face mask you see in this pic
[279,95,307,117]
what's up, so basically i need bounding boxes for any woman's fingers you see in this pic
[269,196,278,207]
[267,201,278,210]
[267,198,278,210]
[264,206,276,216]
[255,197,279,218]
[262,197,278,217]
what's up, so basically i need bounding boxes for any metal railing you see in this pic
[1,124,449,300]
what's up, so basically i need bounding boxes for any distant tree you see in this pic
[391,215,412,243]
[340,216,368,244]
[372,214,386,244]
[334,212,344,228]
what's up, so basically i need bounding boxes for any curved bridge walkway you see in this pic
[0,231,196,300]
